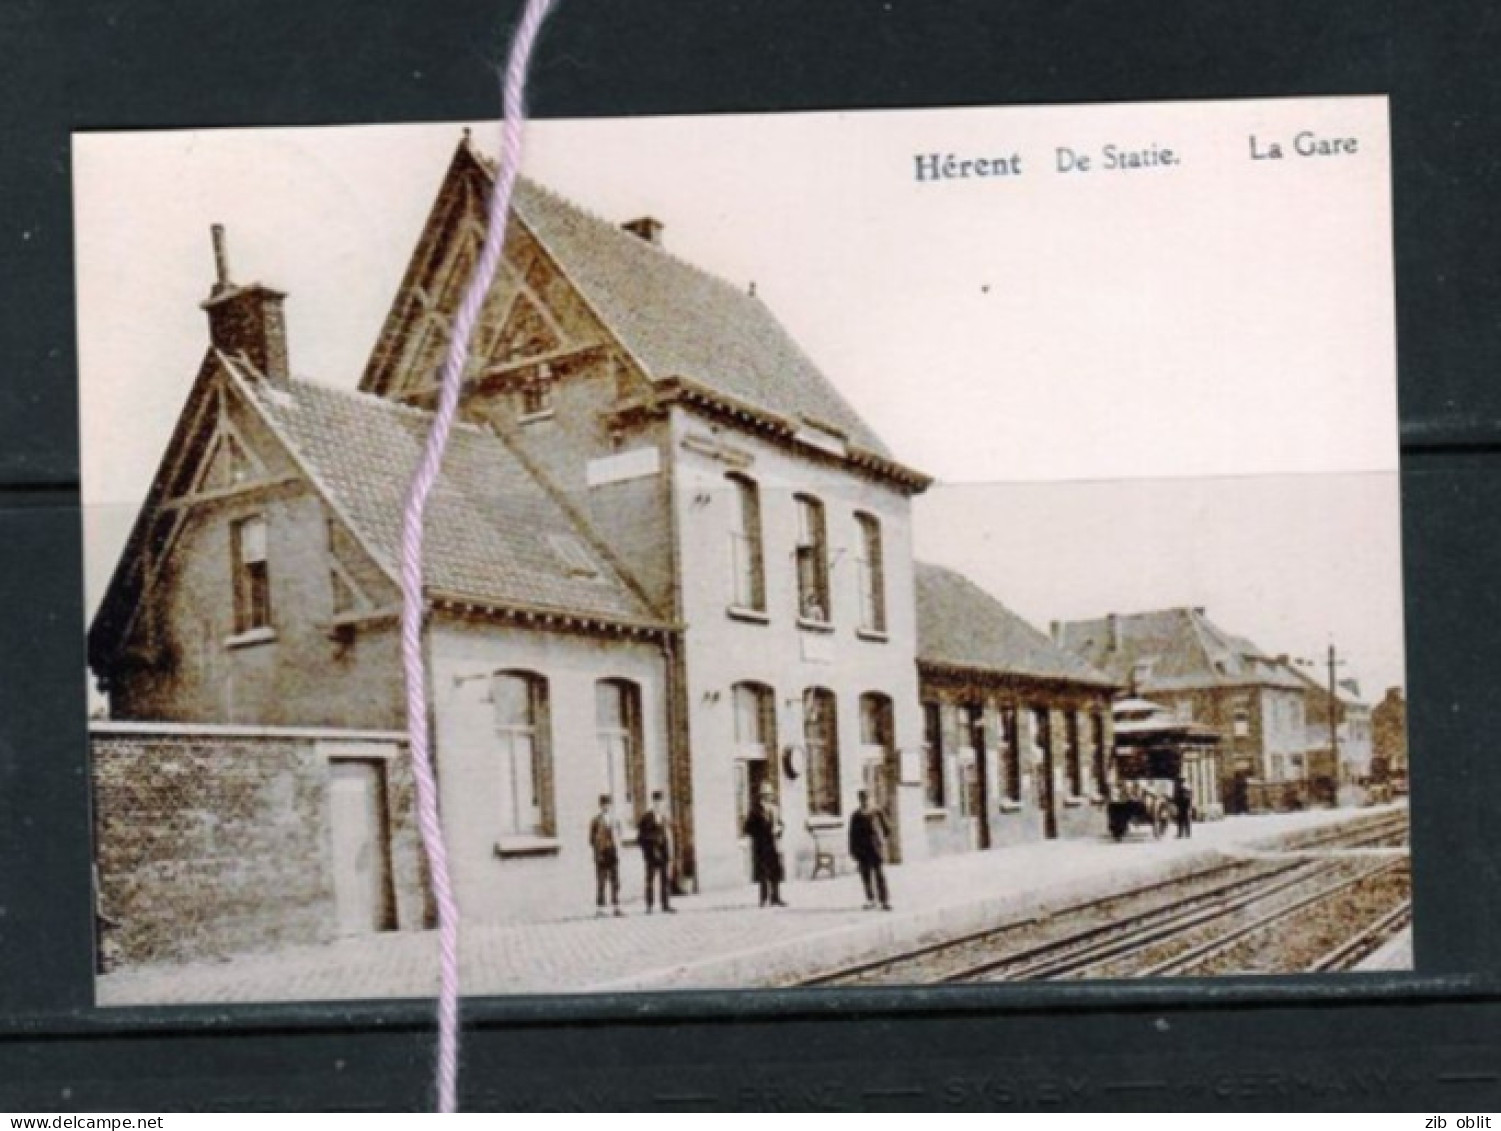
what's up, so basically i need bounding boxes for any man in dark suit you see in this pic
[743,785,787,907]
[637,789,676,913]
[848,788,892,911]
[1173,777,1194,839]
[588,793,624,917]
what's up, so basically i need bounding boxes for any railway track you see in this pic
[795,810,1409,987]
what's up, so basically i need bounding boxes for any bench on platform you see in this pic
[806,819,841,879]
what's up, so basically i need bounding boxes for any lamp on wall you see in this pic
[701,689,721,705]
[782,744,806,780]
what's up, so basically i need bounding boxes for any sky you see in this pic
[73,96,1406,695]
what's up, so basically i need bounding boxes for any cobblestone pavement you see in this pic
[97,804,1405,1006]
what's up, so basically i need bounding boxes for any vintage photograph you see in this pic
[75,97,1409,1005]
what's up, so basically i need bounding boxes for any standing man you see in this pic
[1173,776,1194,839]
[637,789,676,914]
[848,788,893,911]
[742,784,787,908]
[589,793,625,917]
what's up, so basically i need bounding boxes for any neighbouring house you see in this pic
[1279,661,1375,793]
[1055,608,1308,813]
[88,135,934,961]
[1372,686,1408,783]
[914,563,1119,852]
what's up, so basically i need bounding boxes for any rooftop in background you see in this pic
[915,561,1117,687]
[1056,607,1305,693]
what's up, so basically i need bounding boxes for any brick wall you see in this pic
[92,724,426,970]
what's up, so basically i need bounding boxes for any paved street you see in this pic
[97,803,1407,1005]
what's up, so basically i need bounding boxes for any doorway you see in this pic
[960,704,991,850]
[328,759,396,936]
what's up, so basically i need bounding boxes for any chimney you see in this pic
[1049,620,1062,644]
[1106,613,1120,652]
[200,225,290,387]
[621,216,664,246]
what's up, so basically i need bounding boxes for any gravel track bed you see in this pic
[798,859,1283,987]
[1059,859,1377,979]
[1182,867,1411,975]
[791,810,1410,987]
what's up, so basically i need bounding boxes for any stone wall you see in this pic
[91,722,426,971]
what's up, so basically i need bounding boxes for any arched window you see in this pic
[794,495,830,623]
[727,474,765,612]
[922,702,945,808]
[859,692,895,813]
[492,671,551,837]
[804,688,841,817]
[596,679,645,822]
[855,512,886,634]
[732,681,777,829]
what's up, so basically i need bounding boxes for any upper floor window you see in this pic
[231,515,271,633]
[855,512,886,634]
[727,474,765,612]
[794,494,830,623]
[1233,707,1251,738]
[493,671,552,837]
[518,364,555,419]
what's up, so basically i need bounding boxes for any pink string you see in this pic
[398,0,559,1112]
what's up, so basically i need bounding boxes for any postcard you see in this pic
[75,97,1409,1004]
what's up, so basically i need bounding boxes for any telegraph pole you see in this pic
[1326,643,1340,779]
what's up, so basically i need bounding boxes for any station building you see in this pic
[914,563,1119,854]
[88,137,941,960]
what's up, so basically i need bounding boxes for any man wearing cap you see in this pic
[588,793,625,918]
[637,789,676,914]
[848,788,893,911]
[742,784,787,908]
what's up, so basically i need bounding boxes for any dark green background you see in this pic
[2,0,1498,1111]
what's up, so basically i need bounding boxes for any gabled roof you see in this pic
[229,359,662,628]
[506,175,894,459]
[1056,608,1304,693]
[915,562,1116,688]
[364,140,924,487]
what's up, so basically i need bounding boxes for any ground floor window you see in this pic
[805,688,841,817]
[922,702,945,808]
[493,670,551,837]
[859,692,895,814]
[1000,705,1021,802]
[1065,710,1083,796]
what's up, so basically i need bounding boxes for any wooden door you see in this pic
[329,760,393,935]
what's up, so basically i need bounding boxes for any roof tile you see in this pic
[916,562,1115,686]
[244,370,659,626]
